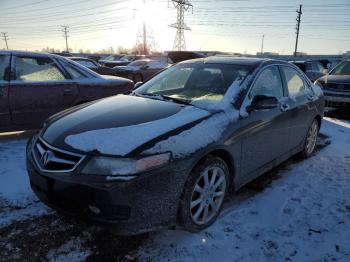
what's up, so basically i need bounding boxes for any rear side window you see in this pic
[281,66,306,96]
[250,66,283,99]
[64,63,88,79]
[15,56,65,82]
[0,55,7,81]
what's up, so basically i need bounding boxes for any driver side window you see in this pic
[250,66,283,100]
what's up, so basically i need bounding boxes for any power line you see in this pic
[1,32,9,50]
[169,0,193,51]
[61,25,69,52]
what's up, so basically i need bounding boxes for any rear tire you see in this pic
[300,119,319,158]
[178,155,230,232]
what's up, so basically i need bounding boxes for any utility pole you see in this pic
[260,34,265,55]
[1,32,9,50]
[169,0,193,51]
[143,22,147,55]
[294,4,302,59]
[61,25,69,53]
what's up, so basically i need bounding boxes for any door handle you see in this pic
[280,103,290,112]
[307,94,315,101]
[63,89,73,96]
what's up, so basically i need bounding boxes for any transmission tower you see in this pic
[169,0,193,51]
[1,32,9,50]
[136,23,155,55]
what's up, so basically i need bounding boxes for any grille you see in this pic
[32,138,84,172]
[325,82,350,92]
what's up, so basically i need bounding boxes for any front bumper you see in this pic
[26,140,191,235]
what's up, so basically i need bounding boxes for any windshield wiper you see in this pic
[135,93,191,105]
[161,95,191,105]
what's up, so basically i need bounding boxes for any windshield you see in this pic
[134,63,252,105]
[120,55,135,62]
[104,55,120,61]
[331,61,350,75]
[128,60,148,67]
[75,59,98,68]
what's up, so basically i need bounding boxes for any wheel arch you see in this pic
[189,147,237,191]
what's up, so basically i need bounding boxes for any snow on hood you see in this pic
[144,109,239,158]
[65,106,210,156]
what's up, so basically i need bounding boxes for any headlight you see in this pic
[82,153,171,176]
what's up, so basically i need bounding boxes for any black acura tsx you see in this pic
[26,57,324,235]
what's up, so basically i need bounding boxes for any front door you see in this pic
[0,54,11,131]
[9,54,78,128]
[239,65,291,182]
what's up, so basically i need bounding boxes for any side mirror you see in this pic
[322,69,329,75]
[134,81,143,89]
[142,65,149,70]
[246,95,279,112]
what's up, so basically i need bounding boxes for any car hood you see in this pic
[318,74,350,84]
[42,95,211,156]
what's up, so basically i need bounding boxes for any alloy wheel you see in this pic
[190,166,226,225]
[306,120,318,155]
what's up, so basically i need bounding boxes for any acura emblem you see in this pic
[41,150,54,167]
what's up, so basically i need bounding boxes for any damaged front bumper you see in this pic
[26,137,192,235]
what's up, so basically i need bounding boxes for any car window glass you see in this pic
[76,60,98,68]
[331,61,350,75]
[65,63,88,79]
[0,55,6,81]
[315,62,325,72]
[146,67,193,93]
[148,61,164,69]
[250,66,283,99]
[282,66,306,96]
[15,56,65,82]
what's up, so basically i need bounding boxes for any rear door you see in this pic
[9,54,78,128]
[279,65,317,149]
[0,54,11,130]
[239,65,291,180]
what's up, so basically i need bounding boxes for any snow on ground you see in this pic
[0,116,349,261]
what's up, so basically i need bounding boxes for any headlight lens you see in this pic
[82,153,171,176]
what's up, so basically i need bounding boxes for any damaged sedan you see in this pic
[26,57,324,235]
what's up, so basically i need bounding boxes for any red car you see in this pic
[0,51,133,132]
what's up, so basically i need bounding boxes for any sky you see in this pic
[0,0,350,54]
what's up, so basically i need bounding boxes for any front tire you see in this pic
[178,155,230,232]
[300,119,319,158]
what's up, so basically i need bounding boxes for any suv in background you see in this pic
[315,60,350,109]
[291,60,326,82]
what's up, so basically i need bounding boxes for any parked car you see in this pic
[26,57,324,235]
[114,58,170,82]
[291,60,326,82]
[315,59,350,109]
[69,57,116,76]
[51,52,73,57]
[99,55,146,68]
[0,51,133,132]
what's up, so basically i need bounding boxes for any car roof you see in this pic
[181,56,287,67]
[0,50,65,59]
[69,57,94,61]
